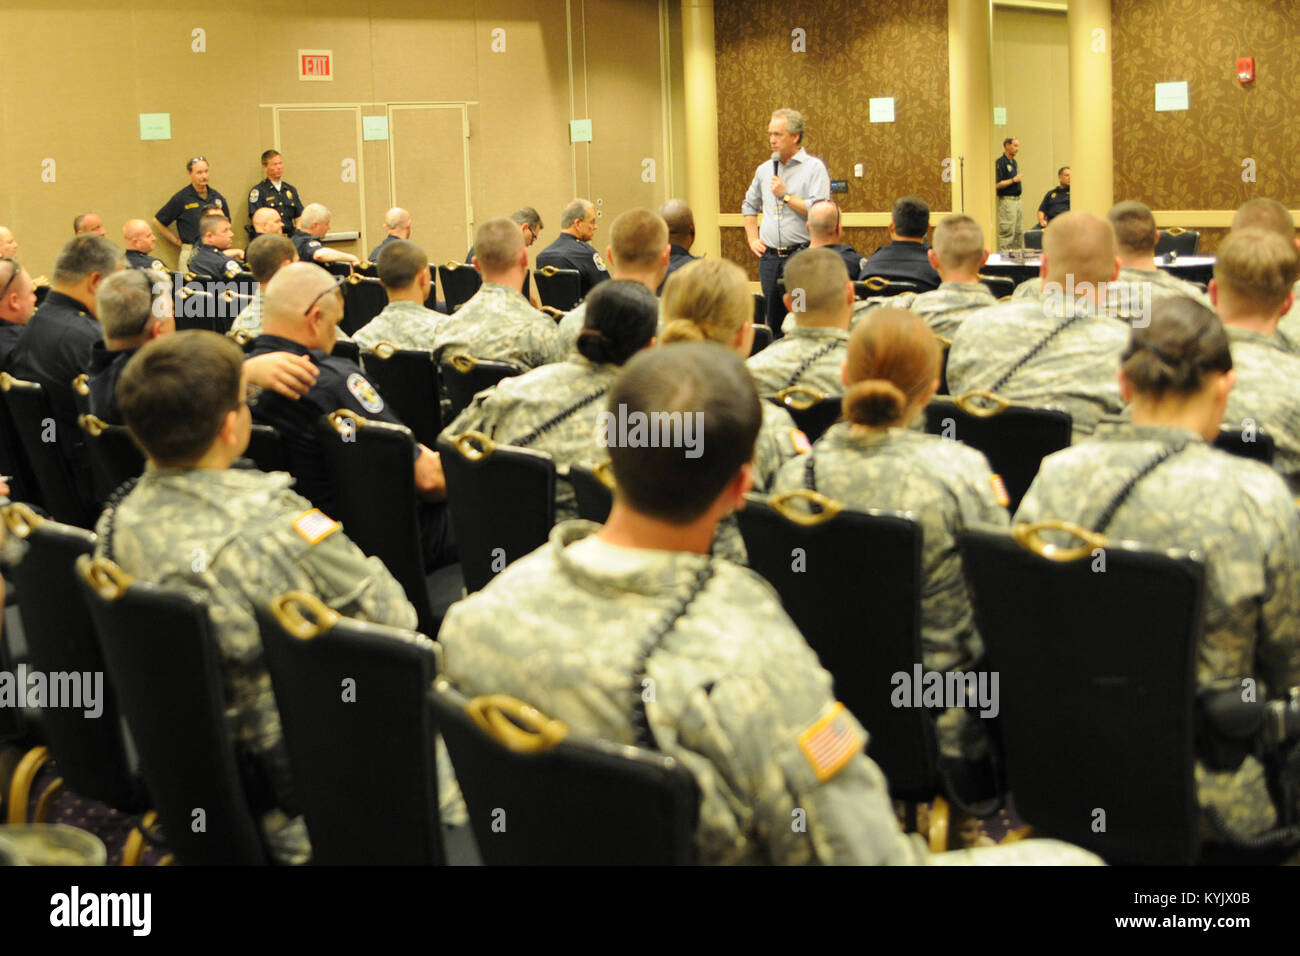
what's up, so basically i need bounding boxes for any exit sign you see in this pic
[299,50,333,81]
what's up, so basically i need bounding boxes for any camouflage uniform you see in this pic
[769,424,1010,760]
[94,465,421,864]
[353,300,446,353]
[1222,325,1300,494]
[438,519,926,865]
[1012,267,1211,315]
[430,282,565,369]
[1270,280,1300,353]
[859,281,997,340]
[745,326,848,398]
[558,299,665,354]
[1015,422,1300,837]
[946,299,1129,441]
[442,356,622,521]
[231,290,264,336]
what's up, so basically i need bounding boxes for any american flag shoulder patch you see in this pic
[989,473,1010,508]
[790,429,812,454]
[292,508,340,545]
[797,702,862,782]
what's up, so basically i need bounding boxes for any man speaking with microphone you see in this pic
[742,108,831,337]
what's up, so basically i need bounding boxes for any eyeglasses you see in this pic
[303,275,346,316]
[0,258,21,299]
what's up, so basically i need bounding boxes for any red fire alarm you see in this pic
[1237,57,1255,84]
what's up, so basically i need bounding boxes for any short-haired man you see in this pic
[246,149,302,240]
[353,240,445,353]
[369,207,412,262]
[657,198,699,292]
[534,199,609,299]
[948,211,1128,441]
[231,234,297,337]
[154,156,229,275]
[747,246,851,398]
[1211,227,1300,492]
[432,218,564,369]
[556,209,669,349]
[860,197,941,290]
[1232,198,1300,351]
[187,214,246,281]
[995,137,1023,251]
[0,226,17,258]
[85,268,175,423]
[95,329,418,864]
[292,203,359,266]
[8,235,123,469]
[74,213,106,236]
[123,219,165,273]
[743,108,832,335]
[250,207,285,238]
[465,206,544,263]
[0,257,37,367]
[806,199,867,280]
[1037,167,1071,227]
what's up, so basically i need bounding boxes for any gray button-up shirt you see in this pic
[742,148,831,249]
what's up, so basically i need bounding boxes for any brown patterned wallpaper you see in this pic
[714,0,951,220]
[1113,0,1300,210]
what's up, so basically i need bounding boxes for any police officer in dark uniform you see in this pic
[534,198,608,299]
[1037,166,1071,227]
[246,150,304,241]
[188,214,248,281]
[153,156,229,274]
[123,219,166,273]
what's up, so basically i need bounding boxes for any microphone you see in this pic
[771,151,780,177]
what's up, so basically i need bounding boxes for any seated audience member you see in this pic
[430,218,565,369]
[657,198,699,292]
[123,219,165,273]
[1232,198,1300,351]
[535,198,609,299]
[557,209,669,350]
[86,269,175,422]
[444,279,657,520]
[247,263,447,536]
[1036,166,1070,227]
[370,207,412,262]
[250,207,285,238]
[74,212,107,237]
[860,197,941,291]
[291,203,360,266]
[353,240,445,352]
[465,206,543,263]
[231,234,297,337]
[770,307,1008,781]
[0,226,20,258]
[807,199,867,280]
[95,330,419,864]
[1016,298,1300,842]
[1210,228,1300,492]
[947,211,1128,441]
[188,214,246,281]
[0,257,38,367]
[747,246,850,398]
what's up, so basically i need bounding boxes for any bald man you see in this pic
[123,219,166,273]
[807,200,868,281]
[251,207,285,238]
[247,263,449,565]
[0,257,37,367]
[657,199,699,291]
[74,212,106,236]
[947,210,1128,440]
[369,207,412,262]
[0,226,17,258]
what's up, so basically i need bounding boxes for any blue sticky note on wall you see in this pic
[139,113,171,141]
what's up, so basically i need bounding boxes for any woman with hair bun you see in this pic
[1017,296,1300,842]
[770,307,1009,780]
[441,278,657,520]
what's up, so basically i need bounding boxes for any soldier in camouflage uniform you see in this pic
[770,308,1009,768]
[1016,299,1300,840]
[948,211,1129,441]
[443,281,658,521]
[93,331,423,864]
[661,259,810,564]
[555,209,670,353]
[430,218,564,369]
[353,239,446,353]
[1211,229,1300,492]
[230,234,295,338]
[746,247,850,398]
[1226,199,1300,358]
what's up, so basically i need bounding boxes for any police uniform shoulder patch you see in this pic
[790,428,812,455]
[990,473,1010,508]
[151,260,163,271]
[346,372,384,413]
[215,198,224,208]
[593,252,607,272]
[292,508,340,545]
[797,702,861,782]
[225,259,241,277]
[249,188,260,203]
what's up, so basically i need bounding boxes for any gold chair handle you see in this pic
[80,556,134,601]
[269,590,340,639]
[1166,227,1186,236]
[0,372,16,392]
[539,305,564,319]
[442,260,469,270]
[358,259,374,270]
[347,273,381,285]
[537,265,574,277]
[766,488,844,525]
[327,408,365,435]
[952,391,1012,417]
[72,373,90,396]
[228,328,254,345]
[451,430,498,461]
[372,341,398,359]
[2,501,43,538]
[78,414,107,437]
[862,276,892,292]
[1011,520,1106,562]
[591,460,616,490]
[934,333,953,349]
[775,384,828,411]
[448,352,477,373]
[466,694,568,753]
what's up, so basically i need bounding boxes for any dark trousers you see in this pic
[759,250,797,339]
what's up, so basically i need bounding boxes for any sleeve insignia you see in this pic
[225,260,241,277]
[790,429,812,454]
[593,252,608,272]
[797,702,862,782]
[292,508,341,545]
[990,473,1010,508]
[249,188,260,203]
[346,372,385,413]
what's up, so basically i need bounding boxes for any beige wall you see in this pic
[0,0,685,276]
[991,6,1071,221]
